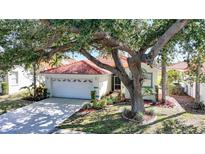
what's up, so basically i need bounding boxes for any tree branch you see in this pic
[40,20,135,56]
[80,48,118,74]
[93,32,136,56]
[40,42,76,60]
[111,49,131,79]
[147,19,188,63]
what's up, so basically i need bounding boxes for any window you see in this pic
[114,76,121,90]
[143,72,153,88]
[10,71,18,85]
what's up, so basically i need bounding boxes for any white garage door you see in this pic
[51,78,93,99]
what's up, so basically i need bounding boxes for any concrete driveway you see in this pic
[0,98,88,134]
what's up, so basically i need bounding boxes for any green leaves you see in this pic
[178,20,205,83]
[49,19,179,53]
[0,19,198,73]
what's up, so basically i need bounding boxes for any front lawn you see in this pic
[0,92,33,115]
[58,99,205,134]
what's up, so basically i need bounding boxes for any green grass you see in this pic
[59,105,146,134]
[58,104,205,134]
[0,91,32,115]
[0,99,33,115]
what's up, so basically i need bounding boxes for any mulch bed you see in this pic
[77,97,177,117]
[121,111,157,125]
[79,108,97,113]
[153,101,175,108]
[77,108,98,116]
[144,99,175,108]
[172,95,205,114]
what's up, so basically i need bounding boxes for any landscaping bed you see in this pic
[58,95,205,134]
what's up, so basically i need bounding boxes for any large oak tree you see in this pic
[0,19,188,115]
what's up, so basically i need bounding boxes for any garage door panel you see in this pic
[51,78,93,99]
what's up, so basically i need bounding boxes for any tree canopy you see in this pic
[0,19,188,114]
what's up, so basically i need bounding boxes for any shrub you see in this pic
[167,70,181,84]
[100,98,107,106]
[168,83,184,95]
[106,97,114,105]
[143,87,154,96]
[43,88,48,98]
[110,94,121,103]
[1,82,8,95]
[192,102,205,110]
[34,86,48,100]
[93,98,107,109]
[21,84,48,101]
[93,101,103,109]
[82,102,93,110]
[90,90,97,103]
[20,85,33,97]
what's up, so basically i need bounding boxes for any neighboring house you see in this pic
[41,56,159,101]
[0,66,34,94]
[168,62,205,103]
[0,59,76,95]
[167,62,189,72]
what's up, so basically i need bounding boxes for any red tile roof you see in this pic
[41,55,162,75]
[41,55,160,75]
[167,62,189,72]
[41,60,112,75]
[168,62,205,73]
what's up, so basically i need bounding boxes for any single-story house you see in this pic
[0,66,34,94]
[41,56,159,101]
[168,61,205,103]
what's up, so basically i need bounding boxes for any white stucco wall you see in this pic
[43,73,112,99]
[98,74,112,98]
[7,66,33,94]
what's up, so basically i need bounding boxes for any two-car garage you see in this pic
[51,78,93,99]
[43,74,112,100]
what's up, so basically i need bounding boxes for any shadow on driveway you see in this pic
[0,98,88,134]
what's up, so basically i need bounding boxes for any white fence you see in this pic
[184,82,205,103]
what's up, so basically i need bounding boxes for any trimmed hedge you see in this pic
[1,82,8,95]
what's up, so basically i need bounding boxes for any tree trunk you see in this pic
[127,56,145,114]
[195,81,200,104]
[127,80,145,114]
[195,59,201,104]
[161,64,167,103]
[33,63,37,97]
[161,50,167,103]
